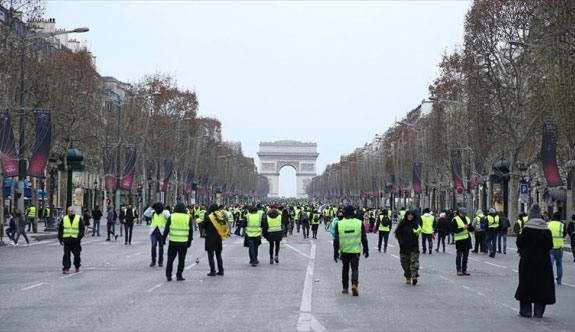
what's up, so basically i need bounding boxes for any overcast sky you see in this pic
[46,0,470,197]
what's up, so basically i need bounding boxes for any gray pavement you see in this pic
[1,224,574,332]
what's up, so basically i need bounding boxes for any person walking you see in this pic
[245,206,262,267]
[121,203,138,245]
[497,211,510,254]
[310,209,321,239]
[281,206,290,238]
[91,206,102,237]
[205,204,228,276]
[514,212,528,235]
[58,206,85,274]
[12,209,30,246]
[263,204,283,264]
[548,211,567,285]
[300,208,310,239]
[420,208,435,255]
[106,205,118,241]
[451,208,474,276]
[162,203,193,281]
[329,209,344,239]
[567,215,575,262]
[5,214,17,244]
[145,203,169,267]
[333,205,368,296]
[395,209,422,285]
[25,204,36,232]
[486,208,500,258]
[472,209,487,254]
[83,208,91,236]
[515,204,555,318]
[435,212,449,253]
[376,209,392,253]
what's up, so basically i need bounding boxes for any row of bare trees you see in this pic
[0,1,269,210]
[307,0,575,225]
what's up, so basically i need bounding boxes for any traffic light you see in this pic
[106,198,111,205]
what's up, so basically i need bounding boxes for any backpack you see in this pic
[479,217,487,230]
[113,210,118,221]
[382,216,391,227]
[313,214,320,222]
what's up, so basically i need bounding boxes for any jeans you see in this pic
[269,239,280,259]
[421,234,433,253]
[341,253,360,289]
[6,227,16,242]
[248,237,261,263]
[207,249,223,273]
[497,231,507,253]
[487,230,498,255]
[62,241,81,270]
[378,231,389,251]
[107,222,116,239]
[14,226,29,245]
[549,249,563,283]
[124,223,133,244]
[166,244,187,278]
[436,234,446,251]
[301,223,310,238]
[456,249,469,272]
[27,217,34,231]
[92,220,100,236]
[150,231,164,264]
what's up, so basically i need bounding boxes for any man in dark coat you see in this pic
[204,204,225,276]
[451,208,474,276]
[515,204,555,318]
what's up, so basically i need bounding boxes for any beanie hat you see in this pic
[489,208,496,214]
[552,211,562,221]
[343,205,355,217]
[527,204,542,220]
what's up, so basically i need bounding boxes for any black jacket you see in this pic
[162,215,193,247]
[57,215,85,243]
[203,213,222,252]
[435,217,450,235]
[395,220,420,254]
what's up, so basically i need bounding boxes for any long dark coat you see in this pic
[203,213,222,252]
[514,226,556,304]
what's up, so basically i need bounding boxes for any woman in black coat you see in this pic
[515,204,555,318]
[204,204,224,276]
[394,209,422,285]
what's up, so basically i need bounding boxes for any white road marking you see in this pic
[285,244,311,259]
[468,257,480,262]
[562,282,575,288]
[185,263,197,271]
[389,254,399,259]
[82,240,100,244]
[297,244,325,332]
[126,252,141,259]
[21,282,45,291]
[60,272,81,279]
[512,269,519,273]
[29,240,54,246]
[483,261,506,268]
[146,283,163,293]
[48,242,60,246]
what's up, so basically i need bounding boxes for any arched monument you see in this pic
[258,141,318,198]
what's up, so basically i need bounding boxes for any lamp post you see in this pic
[93,179,98,210]
[44,155,59,231]
[59,147,85,212]
[14,26,89,214]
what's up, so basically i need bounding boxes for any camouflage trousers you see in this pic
[400,252,420,279]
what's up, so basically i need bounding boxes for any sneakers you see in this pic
[406,278,412,284]
[62,269,70,274]
[75,267,80,273]
[274,256,279,264]
[351,285,359,296]
[106,238,110,241]
[158,263,163,267]
[341,288,349,294]
[462,271,471,276]
[411,278,418,286]
[457,271,463,276]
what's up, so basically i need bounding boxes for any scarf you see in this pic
[209,211,229,241]
[523,218,548,230]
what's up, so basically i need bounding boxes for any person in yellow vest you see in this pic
[162,203,193,281]
[548,212,566,285]
[451,208,474,276]
[486,208,500,258]
[263,204,283,264]
[333,206,369,296]
[244,206,263,266]
[205,204,229,276]
[420,208,436,255]
[57,206,85,274]
[514,212,528,235]
[376,209,392,253]
[25,204,36,232]
[515,204,555,318]
[399,207,407,221]
[144,203,170,267]
[395,209,422,285]
[311,209,321,239]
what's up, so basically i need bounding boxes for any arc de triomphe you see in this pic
[258,141,318,198]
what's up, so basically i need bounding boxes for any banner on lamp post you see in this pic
[102,146,116,190]
[27,110,51,178]
[161,160,173,192]
[412,162,422,194]
[541,122,564,187]
[0,111,19,177]
[450,150,464,194]
[120,146,136,190]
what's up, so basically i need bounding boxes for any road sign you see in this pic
[520,184,529,195]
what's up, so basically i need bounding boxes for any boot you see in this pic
[341,288,349,294]
[274,256,279,264]
[351,285,359,296]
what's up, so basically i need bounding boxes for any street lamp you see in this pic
[14,26,89,214]
[44,154,59,231]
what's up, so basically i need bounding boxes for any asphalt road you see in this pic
[1,224,574,332]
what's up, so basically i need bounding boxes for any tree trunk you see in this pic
[508,157,520,231]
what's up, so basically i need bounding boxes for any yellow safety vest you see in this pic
[399,210,406,220]
[27,206,36,218]
[267,215,282,233]
[197,209,206,223]
[516,216,528,234]
[487,215,500,229]
[311,213,321,225]
[151,212,167,228]
[338,218,362,254]
[62,215,80,238]
[421,215,434,234]
[246,213,262,237]
[454,216,471,241]
[378,215,390,232]
[123,208,137,222]
[169,212,190,243]
[548,220,565,250]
